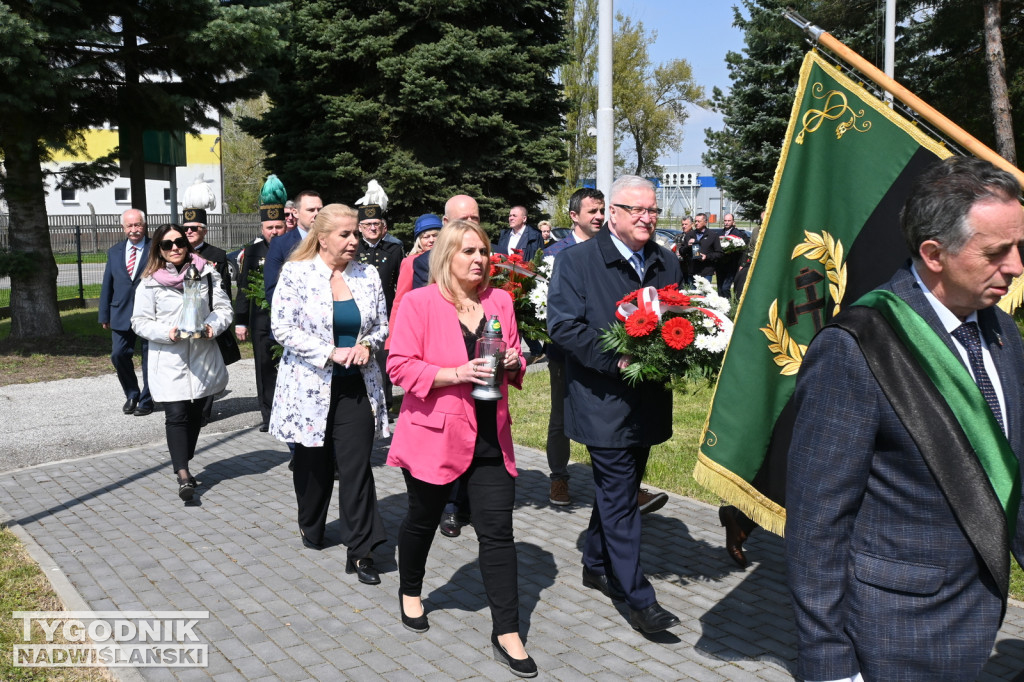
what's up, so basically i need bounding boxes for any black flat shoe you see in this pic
[123,398,138,415]
[300,532,323,551]
[346,557,380,585]
[491,633,537,678]
[399,590,428,633]
[177,478,195,502]
[582,567,626,602]
[133,405,153,416]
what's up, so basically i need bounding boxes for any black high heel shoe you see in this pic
[399,590,428,633]
[491,633,537,678]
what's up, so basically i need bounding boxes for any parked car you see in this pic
[653,228,682,254]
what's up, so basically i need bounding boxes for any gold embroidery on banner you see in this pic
[761,300,806,376]
[704,430,718,447]
[791,230,847,317]
[761,231,847,376]
[795,84,872,145]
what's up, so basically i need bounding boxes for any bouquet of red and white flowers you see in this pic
[598,277,733,385]
[719,232,746,254]
[489,250,551,343]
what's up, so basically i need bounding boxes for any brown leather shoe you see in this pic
[638,488,668,515]
[549,479,571,506]
[719,506,749,569]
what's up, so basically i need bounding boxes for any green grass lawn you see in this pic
[508,369,720,506]
[509,365,1024,600]
[0,527,108,681]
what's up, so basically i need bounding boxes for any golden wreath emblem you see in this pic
[761,230,847,376]
[267,207,281,220]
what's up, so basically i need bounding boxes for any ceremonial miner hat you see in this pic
[181,175,217,225]
[259,175,288,223]
[358,204,383,223]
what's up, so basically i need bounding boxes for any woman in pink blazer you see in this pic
[387,220,536,678]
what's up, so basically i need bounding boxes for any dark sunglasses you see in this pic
[159,237,189,251]
[183,225,203,232]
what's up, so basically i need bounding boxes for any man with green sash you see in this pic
[786,157,1024,682]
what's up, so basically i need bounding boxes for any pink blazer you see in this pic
[387,284,526,484]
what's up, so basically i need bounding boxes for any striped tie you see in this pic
[127,245,137,278]
[952,321,1004,431]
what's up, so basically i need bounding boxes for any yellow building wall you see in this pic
[50,129,221,165]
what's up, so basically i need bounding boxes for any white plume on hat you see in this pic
[183,174,217,210]
[355,179,388,212]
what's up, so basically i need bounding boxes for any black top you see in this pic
[460,316,502,459]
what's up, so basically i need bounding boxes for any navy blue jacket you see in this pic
[99,239,149,331]
[787,265,1024,681]
[547,228,683,448]
[263,228,303,305]
[495,225,544,261]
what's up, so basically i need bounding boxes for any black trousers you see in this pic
[399,458,519,635]
[293,374,384,560]
[546,357,570,480]
[164,400,205,474]
[111,328,152,408]
[251,316,278,425]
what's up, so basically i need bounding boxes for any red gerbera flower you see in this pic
[661,317,695,350]
[490,266,499,277]
[658,289,691,307]
[507,253,525,265]
[625,309,658,337]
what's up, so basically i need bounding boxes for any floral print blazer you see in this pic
[269,254,390,446]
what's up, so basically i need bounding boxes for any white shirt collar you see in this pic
[910,263,979,332]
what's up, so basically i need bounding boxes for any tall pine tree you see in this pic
[0,0,285,338]
[249,0,567,232]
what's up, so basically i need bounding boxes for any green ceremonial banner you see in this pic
[692,50,951,535]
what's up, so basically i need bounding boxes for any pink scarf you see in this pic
[152,254,209,290]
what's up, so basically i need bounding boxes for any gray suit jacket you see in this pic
[786,264,1024,681]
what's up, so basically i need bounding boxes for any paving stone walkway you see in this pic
[3,428,1024,680]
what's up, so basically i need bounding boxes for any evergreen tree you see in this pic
[0,0,285,338]
[249,0,567,232]
[702,1,807,219]
[901,0,1024,164]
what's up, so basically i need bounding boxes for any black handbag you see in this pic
[207,274,241,365]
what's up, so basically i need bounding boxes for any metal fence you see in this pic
[0,213,262,317]
[0,213,262,255]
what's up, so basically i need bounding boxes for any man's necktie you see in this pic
[127,246,137,278]
[630,253,645,279]
[952,321,1004,430]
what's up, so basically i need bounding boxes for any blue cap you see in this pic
[413,213,443,237]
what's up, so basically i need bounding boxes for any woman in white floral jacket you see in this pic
[269,204,389,584]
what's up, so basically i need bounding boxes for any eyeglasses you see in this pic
[183,225,203,232]
[359,221,383,228]
[613,204,662,218]
[159,237,189,251]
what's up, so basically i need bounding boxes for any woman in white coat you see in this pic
[269,204,389,584]
[132,224,233,501]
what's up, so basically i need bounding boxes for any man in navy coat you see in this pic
[548,175,682,634]
[494,205,544,261]
[98,208,153,416]
[264,190,322,305]
[787,157,1024,681]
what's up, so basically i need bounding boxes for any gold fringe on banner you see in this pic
[693,453,787,536]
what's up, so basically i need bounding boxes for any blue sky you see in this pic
[614,0,747,166]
